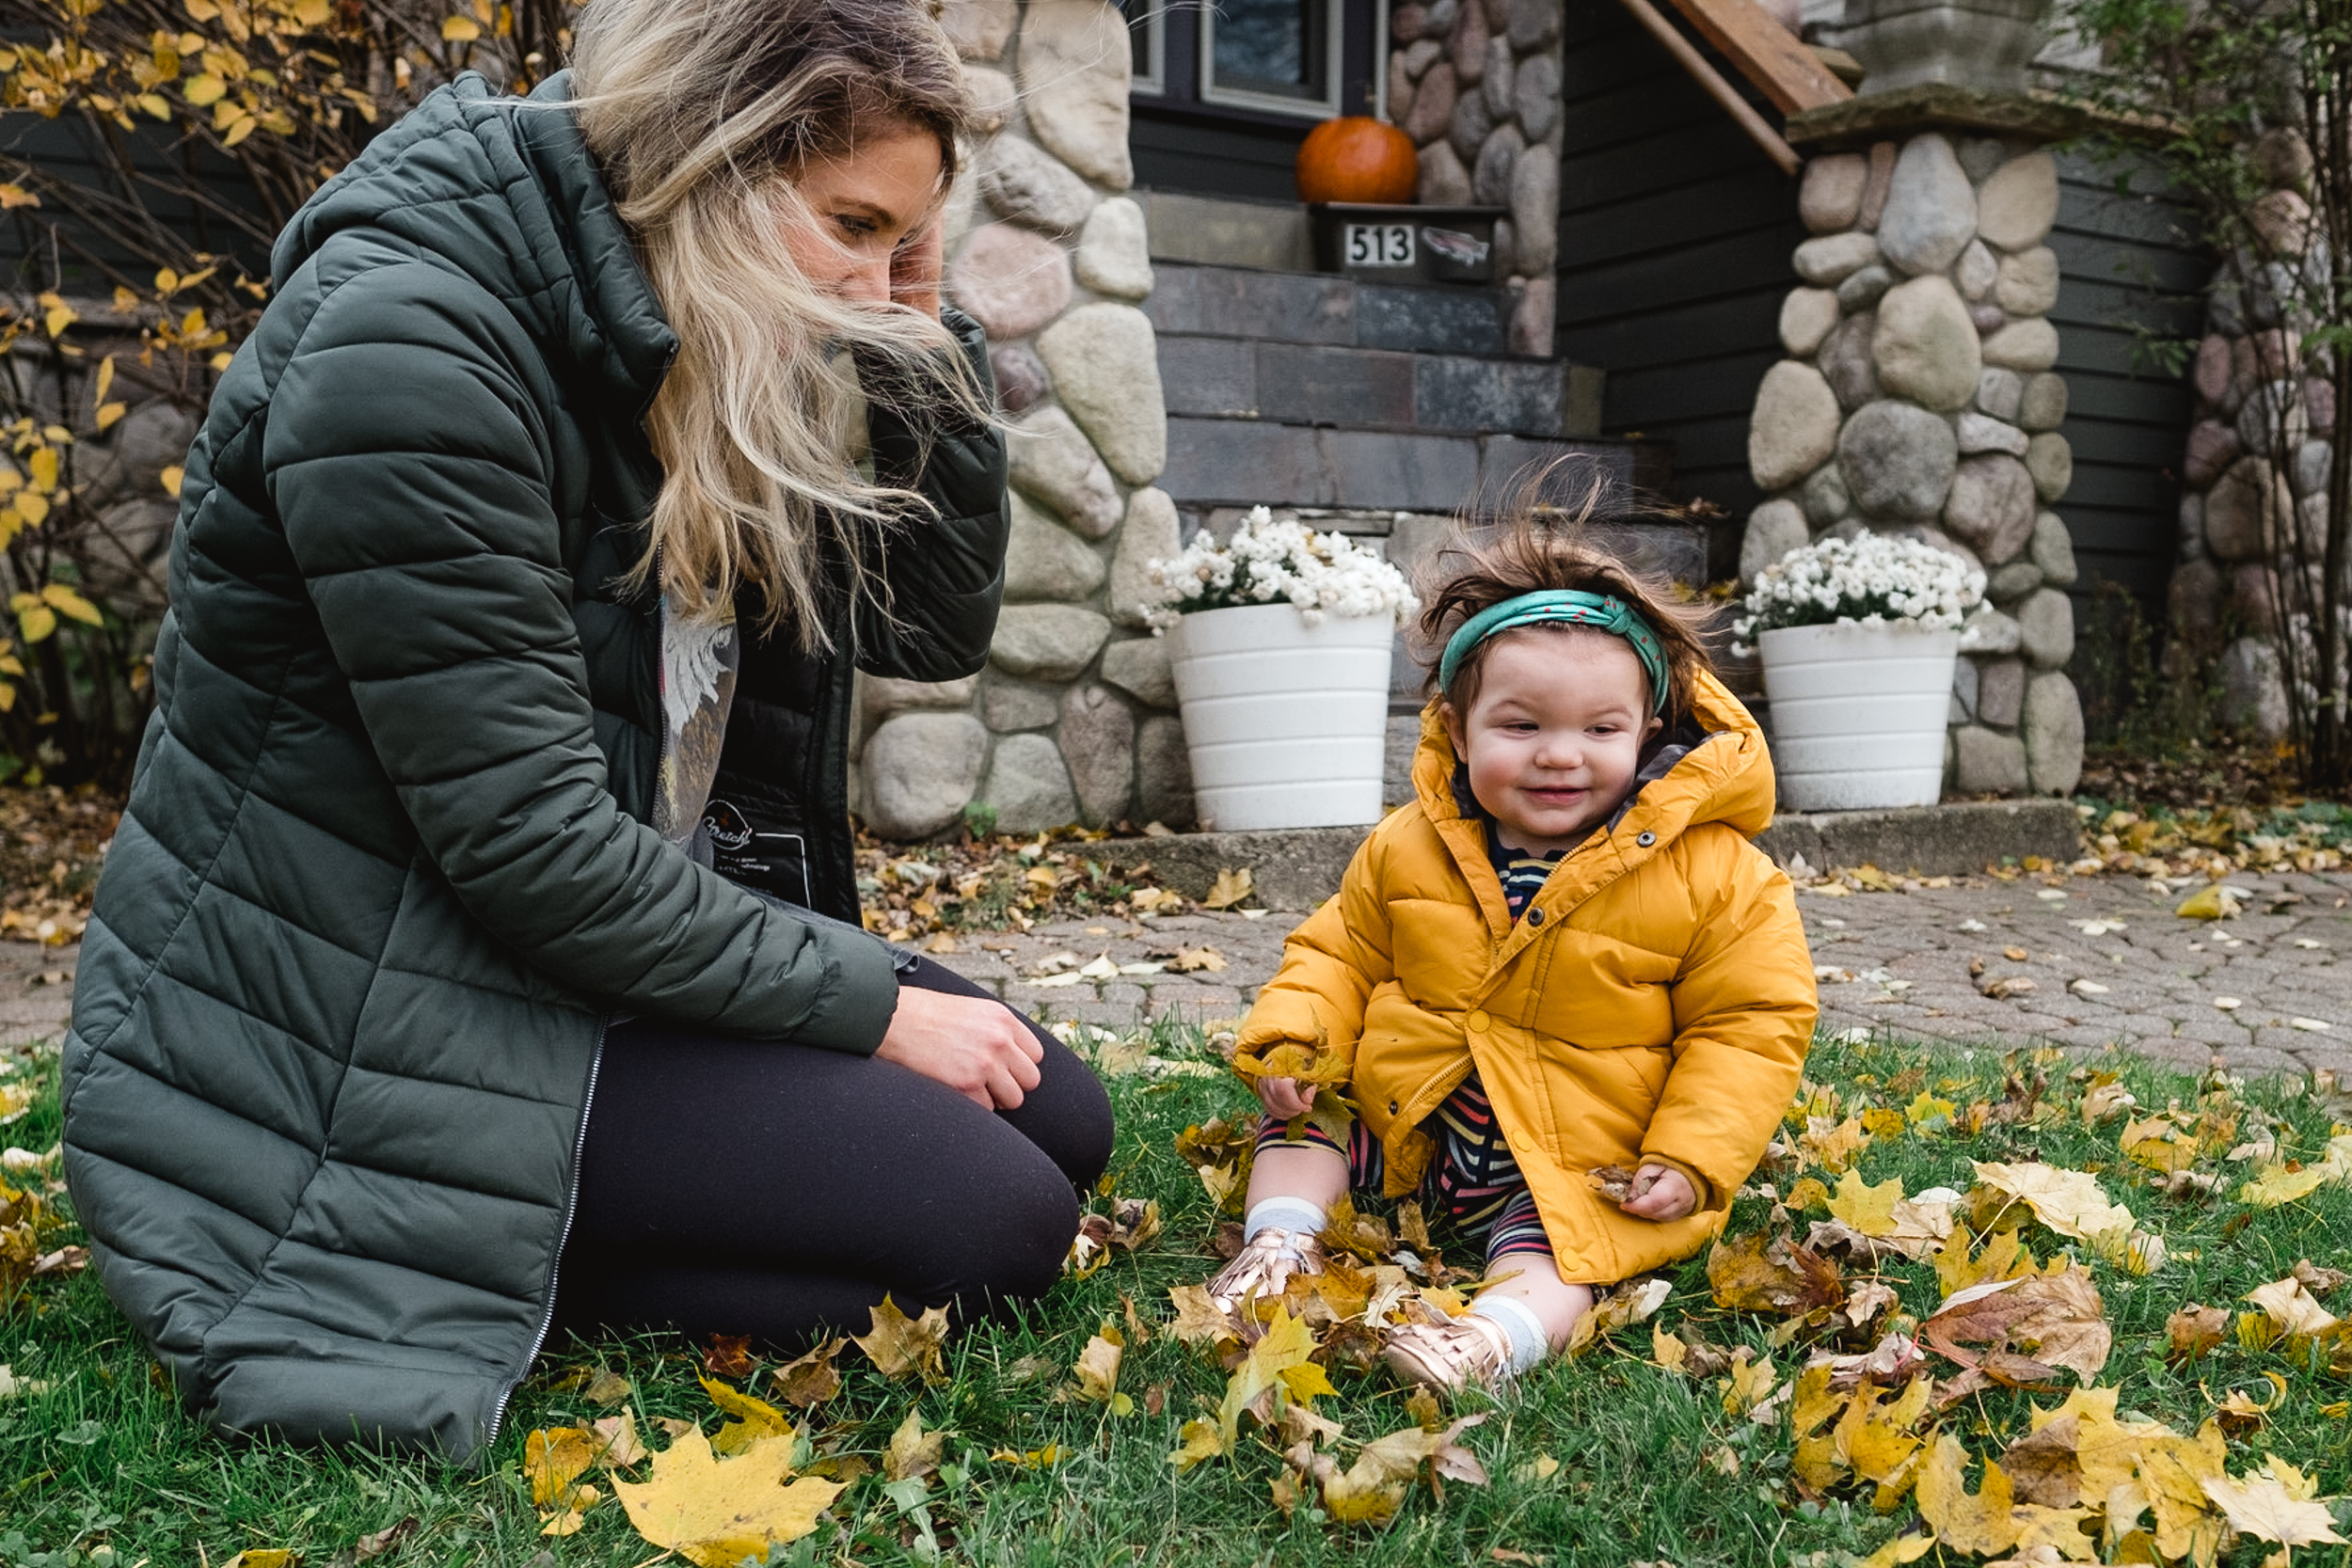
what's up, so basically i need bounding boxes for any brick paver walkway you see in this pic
[9,868,2352,1081]
[930,870,2352,1081]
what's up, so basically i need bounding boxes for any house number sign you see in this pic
[1343,222,1415,267]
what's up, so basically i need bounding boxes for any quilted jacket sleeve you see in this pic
[267,258,899,1052]
[1643,831,1817,1207]
[1233,832,1399,1080]
[850,307,1009,681]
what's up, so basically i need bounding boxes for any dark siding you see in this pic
[2048,150,2206,614]
[1551,0,1804,575]
[1130,111,1309,203]
[0,112,277,284]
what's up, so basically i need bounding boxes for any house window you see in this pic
[1124,0,1382,201]
[1125,0,1373,122]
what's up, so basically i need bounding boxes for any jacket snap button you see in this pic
[1466,1009,1491,1032]
[1527,907,1545,927]
[1389,1099,1400,1114]
[1636,831,1656,847]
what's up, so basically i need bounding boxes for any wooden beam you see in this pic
[1662,0,1854,114]
[1613,0,1804,176]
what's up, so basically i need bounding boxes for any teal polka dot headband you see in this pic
[1438,590,1672,716]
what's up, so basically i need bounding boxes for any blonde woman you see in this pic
[59,0,1109,1459]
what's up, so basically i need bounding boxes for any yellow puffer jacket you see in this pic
[1237,671,1817,1284]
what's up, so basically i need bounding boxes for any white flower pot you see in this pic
[1166,603,1395,831]
[1759,621,1960,812]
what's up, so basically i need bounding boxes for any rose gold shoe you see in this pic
[1382,1313,1517,1396]
[1205,1227,1327,1312]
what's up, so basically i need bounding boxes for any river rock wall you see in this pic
[1738,131,2085,798]
[1387,0,1565,355]
[857,0,1194,838]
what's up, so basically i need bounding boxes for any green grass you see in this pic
[4,1024,2352,1568]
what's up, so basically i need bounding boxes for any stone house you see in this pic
[856,0,2206,837]
[0,0,2213,832]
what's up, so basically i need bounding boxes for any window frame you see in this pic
[1125,0,1380,127]
[1198,0,1346,120]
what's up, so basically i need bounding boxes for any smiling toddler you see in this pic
[1201,505,1819,1393]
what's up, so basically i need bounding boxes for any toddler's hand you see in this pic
[1256,1076,1318,1118]
[1620,1164,1696,1221]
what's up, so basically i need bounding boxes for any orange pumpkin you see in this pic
[1295,117,1420,205]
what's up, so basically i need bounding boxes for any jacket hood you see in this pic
[273,71,676,416]
[1409,667,1778,850]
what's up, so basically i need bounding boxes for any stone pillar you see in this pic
[1389,0,1565,354]
[1740,123,2083,799]
[2163,127,2318,742]
[858,0,1189,838]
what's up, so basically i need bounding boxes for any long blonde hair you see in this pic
[568,0,984,648]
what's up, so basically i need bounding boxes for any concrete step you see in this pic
[1159,336,1598,440]
[1095,800,2085,910]
[1147,261,1516,357]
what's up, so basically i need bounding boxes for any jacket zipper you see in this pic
[484,1010,609,1456]
[486,540,660,1454]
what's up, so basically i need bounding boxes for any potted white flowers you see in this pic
[1142,507,1418,832]
[1735,531,1986,812]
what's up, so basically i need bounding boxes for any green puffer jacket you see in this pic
[59,72,1009,1462]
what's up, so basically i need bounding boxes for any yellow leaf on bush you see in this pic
[611,1430,844,1567]
[95,403,124,432]
[441,13,483,40]
[14,601,56,643]
[161,465,184,498]
[183,72,227,105]
[26,449,57,495]
[41,585,102,626]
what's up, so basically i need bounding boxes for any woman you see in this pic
[58,0,1110,1462]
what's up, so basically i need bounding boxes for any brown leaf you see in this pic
[883,1410,945,1482]
[1707,1230,1845,1316]
[1166,1283,1241,1346]
[2165,1304,2228,1366]
[1920,1267,2111,1389]
[1202,867,1254,910]
[769,1338,844,1409]
[2293,1258,2349,1296]
[1167,946,1228,973]
[582,1366,632,1407]
[353,1518,419,1560]
[852,1296,951,1383]
[1586,1165,1638,1203]
[701,1334,755,1380]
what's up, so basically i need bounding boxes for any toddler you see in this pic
[1205,514,1818,1393]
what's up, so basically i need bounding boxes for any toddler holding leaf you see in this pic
[1203,505,1817,1393]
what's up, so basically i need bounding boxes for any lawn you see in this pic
[2,1020,2350,1568]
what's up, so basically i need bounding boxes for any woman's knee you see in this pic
[950,1160,1082,1305]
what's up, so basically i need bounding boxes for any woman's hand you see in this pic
[890,213,945,321]
[875,985,1043,1110]
[1255,1075,1318,1118]
[1620,1164,1696,1221]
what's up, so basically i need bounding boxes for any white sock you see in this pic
[1243,1196,1327,1243]
[1471,1294,1551,1373]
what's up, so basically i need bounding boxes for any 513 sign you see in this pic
[1343,223,1415,267]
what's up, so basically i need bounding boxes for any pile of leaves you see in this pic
[853,831,1225,943]
[2073,800,2352,881]
[0,784,117,945]
[2078,740,2302,816]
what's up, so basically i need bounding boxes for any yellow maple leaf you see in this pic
[524,1425,601,1508]
[2244,1275,2341,1340]
[1315,1416,1487,1527]
[1217,1304,1320,1449]
[1202,866,1253,910]
[1800,1115,1870,1172]
[1168,1416,1225,1470]
[1071,1324,1127,1410]
[853,1295,950,1383]
[612,1430,845,1567]
[2236,1132,2352,1207]
[698,1374,793,1457]
[2200,1468,2348,1548]
[882,1409,943,1482]
[1166,1282,1240,1346]
[1915,1434,2022,1558]
[1969,1161,2135,1245]
[1827,1168,1905,1236]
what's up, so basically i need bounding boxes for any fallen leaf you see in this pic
[1203,867,1254,910]
[221,1553,296,1568]
[612,1430,846,1566]
[2200,1467,2348,1548]
[1071,1324,1126,1409]
[591,1411,647,1469]
[1920,1267,2111,1389]
[702,1334,755,1379]
[1826,1168,1905,1236]
[1166,1283,1240,1346]
[352,1517,419,1560]
[1969,1162,2136,1248]
[525,1426,602,1510]
[2294,1259,2348,1296]
[2166,1304,2229,1366]
[583,1366,632,1407]
[1565,1276,1672,1354]
[853,1296,951,1383]
[770,1338,844,1409]
[1168,946,1228,973]
[700,1375,795,1457]
[883,1410,944,1482]
[1316,1415,1488,1525]
[2245,1275,2341,1339]
[2176,884,2243,920]
[1708,1229,1844,1316]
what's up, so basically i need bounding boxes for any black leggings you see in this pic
[551,955,1114,1348]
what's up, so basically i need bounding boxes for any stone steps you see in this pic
[1144,261,1665,515]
